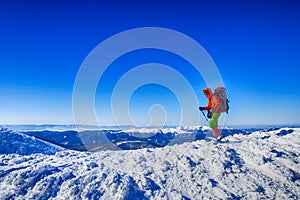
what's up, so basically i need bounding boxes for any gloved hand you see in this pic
[199,107,205,111]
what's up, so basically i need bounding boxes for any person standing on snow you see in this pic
[199,88,224,140]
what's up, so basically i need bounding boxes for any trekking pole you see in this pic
[201,110,208,122]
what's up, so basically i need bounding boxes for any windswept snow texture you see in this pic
[0,126,300,199]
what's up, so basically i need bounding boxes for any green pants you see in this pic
[209,113,221,128]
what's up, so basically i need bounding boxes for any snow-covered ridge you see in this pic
[16,126,251,151]
[1,124,123,132]
[0,126,63,155]
[0,126,299,199]
[123,125,210,134]
[1,125,294,152]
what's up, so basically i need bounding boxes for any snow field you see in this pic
[0,127,299,199]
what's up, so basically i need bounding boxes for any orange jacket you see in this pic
[203,88,222,113]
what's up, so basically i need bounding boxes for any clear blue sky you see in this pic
[1,0,300,126]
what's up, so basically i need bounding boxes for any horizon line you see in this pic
[1,123,300,129]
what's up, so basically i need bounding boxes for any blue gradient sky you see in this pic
[1,0,300,126]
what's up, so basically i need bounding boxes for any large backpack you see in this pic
[214,87,229,113]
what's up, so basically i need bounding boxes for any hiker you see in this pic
[199,87,224,140]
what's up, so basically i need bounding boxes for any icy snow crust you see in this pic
[0,126,299,199]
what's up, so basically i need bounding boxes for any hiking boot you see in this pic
[217,133,224,141]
